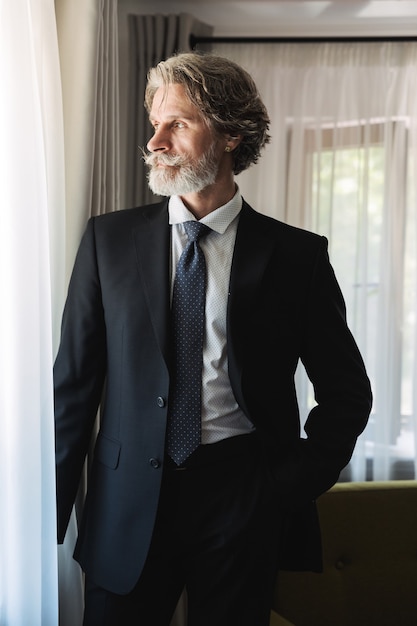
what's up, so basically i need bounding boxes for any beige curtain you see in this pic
[124,13,213,208]
[55,0,120,624]
[55,0,120,281]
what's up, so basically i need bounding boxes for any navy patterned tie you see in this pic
[167,221,211,465]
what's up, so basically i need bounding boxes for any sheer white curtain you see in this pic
[0,0,65,623]
[214,41,417,481]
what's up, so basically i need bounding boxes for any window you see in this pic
[298,120,416,480]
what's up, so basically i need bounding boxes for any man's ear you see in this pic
[224,134,242,152]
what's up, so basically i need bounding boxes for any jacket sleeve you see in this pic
[54,218,107,543]
[272,236,372,509]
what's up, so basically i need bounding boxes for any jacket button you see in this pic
[156,396,166,407]
[149,458,161,469]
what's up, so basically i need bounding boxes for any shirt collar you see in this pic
[168,188,243,235]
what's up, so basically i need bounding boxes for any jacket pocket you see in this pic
[94,433,121,469]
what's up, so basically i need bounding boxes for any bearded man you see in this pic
[54,52,372,626]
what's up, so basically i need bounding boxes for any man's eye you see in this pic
[174,121,185,129]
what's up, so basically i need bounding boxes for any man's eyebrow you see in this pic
[149,113,199,123]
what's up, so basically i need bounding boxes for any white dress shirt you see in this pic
[168,190,255,444]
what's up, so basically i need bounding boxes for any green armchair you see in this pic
[270,480,417,626]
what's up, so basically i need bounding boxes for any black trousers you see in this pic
[83,434,284,626]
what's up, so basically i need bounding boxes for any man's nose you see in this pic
[147,127,171,153]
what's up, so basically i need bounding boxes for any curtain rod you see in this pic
[190,34,417,48]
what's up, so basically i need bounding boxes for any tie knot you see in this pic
[183,221,211,243]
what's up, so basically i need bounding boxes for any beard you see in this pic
[143,143,220,196]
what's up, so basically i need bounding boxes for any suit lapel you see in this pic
[227,202,277,404]
[132,200,171,362]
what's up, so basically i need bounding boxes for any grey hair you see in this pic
[144,52,271,175]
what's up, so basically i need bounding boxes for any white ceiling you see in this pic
[127,1,417,36]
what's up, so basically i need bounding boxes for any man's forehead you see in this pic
[150,84,200,118]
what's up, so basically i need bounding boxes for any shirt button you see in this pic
[156,396,166,408]
[149,458,161,469]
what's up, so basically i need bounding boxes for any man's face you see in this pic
[145,83,225,196]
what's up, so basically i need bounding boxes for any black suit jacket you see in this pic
[54,199,372,593]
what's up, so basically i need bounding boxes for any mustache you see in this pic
[142,150,189,168]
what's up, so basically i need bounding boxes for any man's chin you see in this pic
[148,171,178,196]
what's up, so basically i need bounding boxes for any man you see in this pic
[54,52,372,626]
